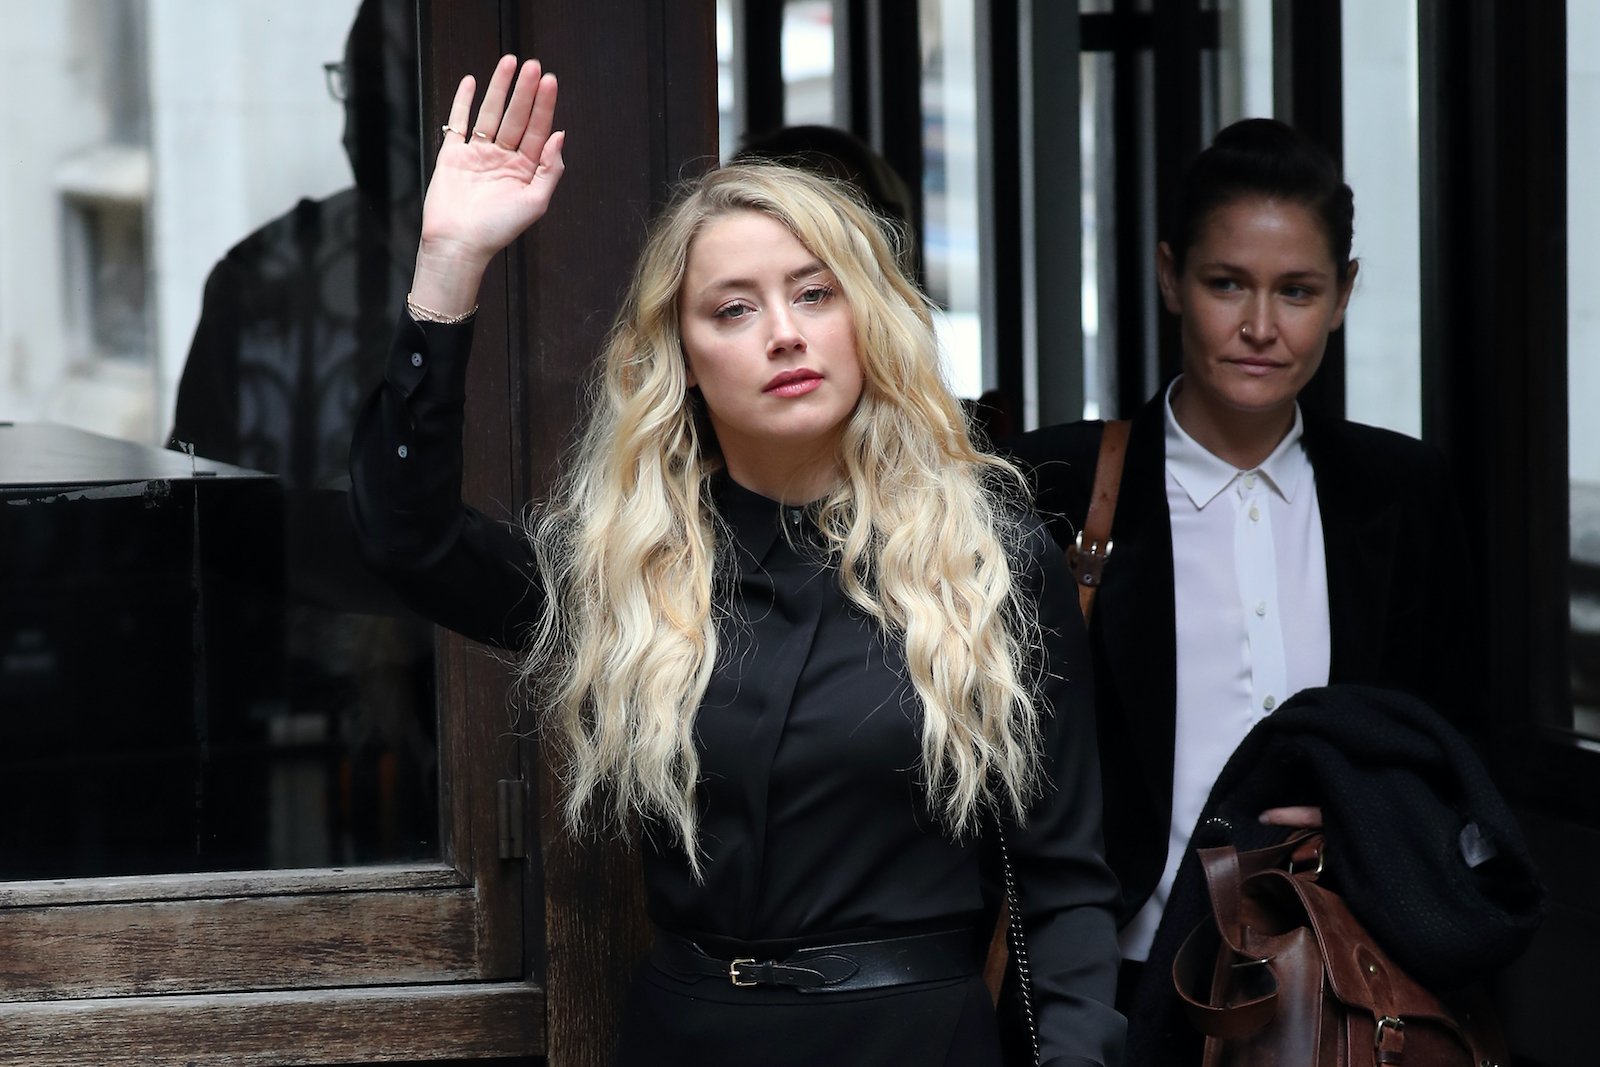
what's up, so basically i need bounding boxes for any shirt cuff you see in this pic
[386,309,477,403]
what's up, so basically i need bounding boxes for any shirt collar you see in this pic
[1255,409,1309,503]
[710,473,819,566]
[1162,377,1308,508]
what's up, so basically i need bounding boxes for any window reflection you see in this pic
[783,0,836,127]
[0,0,439,879]
[1569,0,1600,738]
[1342,0,1422,438]
[919,0,984,402]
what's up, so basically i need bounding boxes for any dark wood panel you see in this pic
[0,983,542,1065]
[497,4,718,1066]
[0,863,462,909]
[0,889,480,1001]
[417,0,528,987]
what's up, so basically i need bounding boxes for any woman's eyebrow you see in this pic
[697,261,831,296]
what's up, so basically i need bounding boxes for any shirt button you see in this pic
[1263,694,1278,711]
[788,509,802,526]
[1255,601,1267,616]
[397,444,409,459]
[1245,473,1258,489]
[410,352,424,367]
[1248,504,1261,522]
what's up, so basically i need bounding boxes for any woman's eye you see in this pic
[1206,277,1241,293]
[715,302,753,320]
[798,285,834,305]
[1282,285,1313,300]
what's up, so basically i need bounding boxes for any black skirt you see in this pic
[613,961,1004,1066]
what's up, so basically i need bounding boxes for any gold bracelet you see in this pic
[406,293,479,324]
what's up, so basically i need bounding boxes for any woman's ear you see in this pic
[1156,242,1182,315]
[680,340,697,389]
[1329,258,1360,331]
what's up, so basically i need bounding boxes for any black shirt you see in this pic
[349,312,1125,1066]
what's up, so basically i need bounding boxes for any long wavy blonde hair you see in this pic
[522,163,1046,872]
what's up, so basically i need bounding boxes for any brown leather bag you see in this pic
[1173,835,1508,1067]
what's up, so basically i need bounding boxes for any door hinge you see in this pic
[496,778,529,860]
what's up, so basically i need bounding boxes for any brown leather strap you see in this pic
[982,901,1008,1004]
[1171,919,1280,1039]
[1066,419,1130,621]
[1199,833,1323,952]
[1176,836,1329,1044]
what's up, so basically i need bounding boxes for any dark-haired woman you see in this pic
[1006,118,1481,1039]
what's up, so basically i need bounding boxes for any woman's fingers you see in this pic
[495,59,545,151]
[471,54,519,143]
[518,71,559,163]
[440,74,476,147]
[523,129,567,213]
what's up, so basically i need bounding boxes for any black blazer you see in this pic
[1006,388,1483,923]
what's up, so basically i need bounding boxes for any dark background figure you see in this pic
[734,124,918,279]
[731,124,1025,445]
[734,126,913,244]
[164,0,436,866]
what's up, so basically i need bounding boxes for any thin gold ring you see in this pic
[440,124,466,137]
[473,129,493,141]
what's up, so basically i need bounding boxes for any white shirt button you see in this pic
[1244,473,1258,489]
[1263,694,1278,711]
[397,444,409,459]
[1249,504,1261,522]
[410,352,424,367]
[1255,601,1267,616]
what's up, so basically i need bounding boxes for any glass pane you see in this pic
[1341,0,1422,438]
[1569,0,1600,738]
[0,0,439,878]
[920,0,985,400]
[1081,51,1114,420]
[717,0,738,159]
[783,0,836,127]
[1214,0,1274,123]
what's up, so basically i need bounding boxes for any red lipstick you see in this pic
[764,369,823,397]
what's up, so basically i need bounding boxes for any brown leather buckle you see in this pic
[1067,530,1114,588]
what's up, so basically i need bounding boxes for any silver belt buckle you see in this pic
[729,957,758,986]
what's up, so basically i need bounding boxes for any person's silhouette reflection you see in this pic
[165,0,434,865]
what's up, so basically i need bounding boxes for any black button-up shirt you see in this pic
[349,313,1125,1066]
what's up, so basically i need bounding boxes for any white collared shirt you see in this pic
[1119,378,1331,961]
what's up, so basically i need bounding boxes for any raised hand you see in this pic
[410,55,566,316]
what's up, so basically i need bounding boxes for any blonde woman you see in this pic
[350,56,1122,1066]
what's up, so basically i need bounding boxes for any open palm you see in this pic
[421,55,565,268]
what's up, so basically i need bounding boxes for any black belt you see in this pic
[650,927,977,993]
